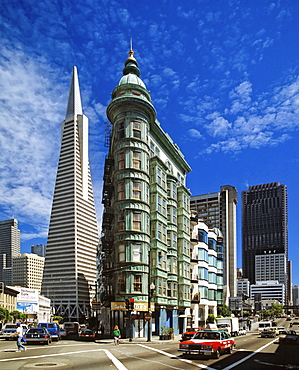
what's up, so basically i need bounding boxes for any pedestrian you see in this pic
[113,325,121,345]
[11,323,26,352]
[99,322,104,335]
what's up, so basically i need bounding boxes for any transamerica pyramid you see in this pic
[41,67,99,321]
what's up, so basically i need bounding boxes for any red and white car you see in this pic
[179,330,235,358]
[180,327,206,341]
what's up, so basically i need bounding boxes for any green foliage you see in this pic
[160,326,173,335]
[0,307,11,322]
[206,314,216,323]
[217,304,232,317]
[52,316,64,323]
[271,303,283,316]
[261,310,272,319]
[10,310,27,322]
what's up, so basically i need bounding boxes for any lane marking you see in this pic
[222,337,278,370]
[137,344,216,370]
[112,347,196,370]
[102,349,128,370]
[0,348,128,370]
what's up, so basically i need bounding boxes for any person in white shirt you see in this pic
[13,323,26,352]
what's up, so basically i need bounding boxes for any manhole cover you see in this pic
[35,364,57,367]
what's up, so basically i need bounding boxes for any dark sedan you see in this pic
[24,327,52,345]
[78,329,96,341]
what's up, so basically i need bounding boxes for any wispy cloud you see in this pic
[1,0,299,246]
[0,43,106,240]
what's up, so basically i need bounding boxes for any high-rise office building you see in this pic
[250,280,285,305]
[41,67,99,321]
[237,278,250,298]
[293,285,299,306]
[31,244,46,257]
[0,219,20,285]
[190,185,238,302]
[12,253,45,292]
[255,248,286,284]
[242,182,290,302]
[99,47,191,338]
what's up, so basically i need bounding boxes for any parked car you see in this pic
[63,322,79,335]
[78,328,96,341]
[1,323,28,340]
[180,327,206,341]
[38,323,60,341]
[290,321,299,328]
[279,330,298,344]
[238,328,247,335]
[277,327,287,335]
[24,327,52,345]
[260,328,279,338]
[59,328,67,338]
[179,330,235,358]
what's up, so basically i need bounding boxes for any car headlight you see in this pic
[180,344,189,348]
[202,345,213,349]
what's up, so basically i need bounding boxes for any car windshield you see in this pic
[29,328,46,334]
[194,332,220,340]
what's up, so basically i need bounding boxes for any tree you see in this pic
[271,303,283,317]
[52,316,64,323]
[0,307,11,323]
[261,310,271,319]
[206,314,216,324]
[217,304,232,317]
[10,310,27,322]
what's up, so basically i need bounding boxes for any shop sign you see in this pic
[111,302,155,312]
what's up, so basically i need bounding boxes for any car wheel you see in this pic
[227,346,233,354]
[214,349,221,359]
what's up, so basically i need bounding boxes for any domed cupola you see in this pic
[107,41,156,124]
[118,41,146,88]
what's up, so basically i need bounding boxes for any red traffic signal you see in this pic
[129,298,134,310]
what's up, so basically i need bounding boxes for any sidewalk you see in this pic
[95,335,181,344]
[95,325,259,345]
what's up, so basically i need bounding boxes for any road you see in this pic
[0,318,298,370]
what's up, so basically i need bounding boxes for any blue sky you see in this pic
[1,1,299,284]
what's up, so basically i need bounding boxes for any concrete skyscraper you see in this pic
[13,253,45,292]
[242,182,290,302]
[41,67,99,321]
[0,218,20,285]
[190,185,238,303]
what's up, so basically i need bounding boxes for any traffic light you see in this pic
[125,299,130,310]
[129,298,134,310]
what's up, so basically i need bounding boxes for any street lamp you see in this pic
[147,278,155,342]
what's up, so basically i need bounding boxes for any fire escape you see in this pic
[98,123,115,306]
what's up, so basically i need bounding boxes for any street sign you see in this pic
[92,302,102,308]
[144,313,151,321]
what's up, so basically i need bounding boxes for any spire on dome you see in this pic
[122,38,141,77]
[66,66,83,118]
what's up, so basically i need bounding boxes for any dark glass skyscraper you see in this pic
[242,182,288,295]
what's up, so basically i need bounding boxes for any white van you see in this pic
[258,321,272,333]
